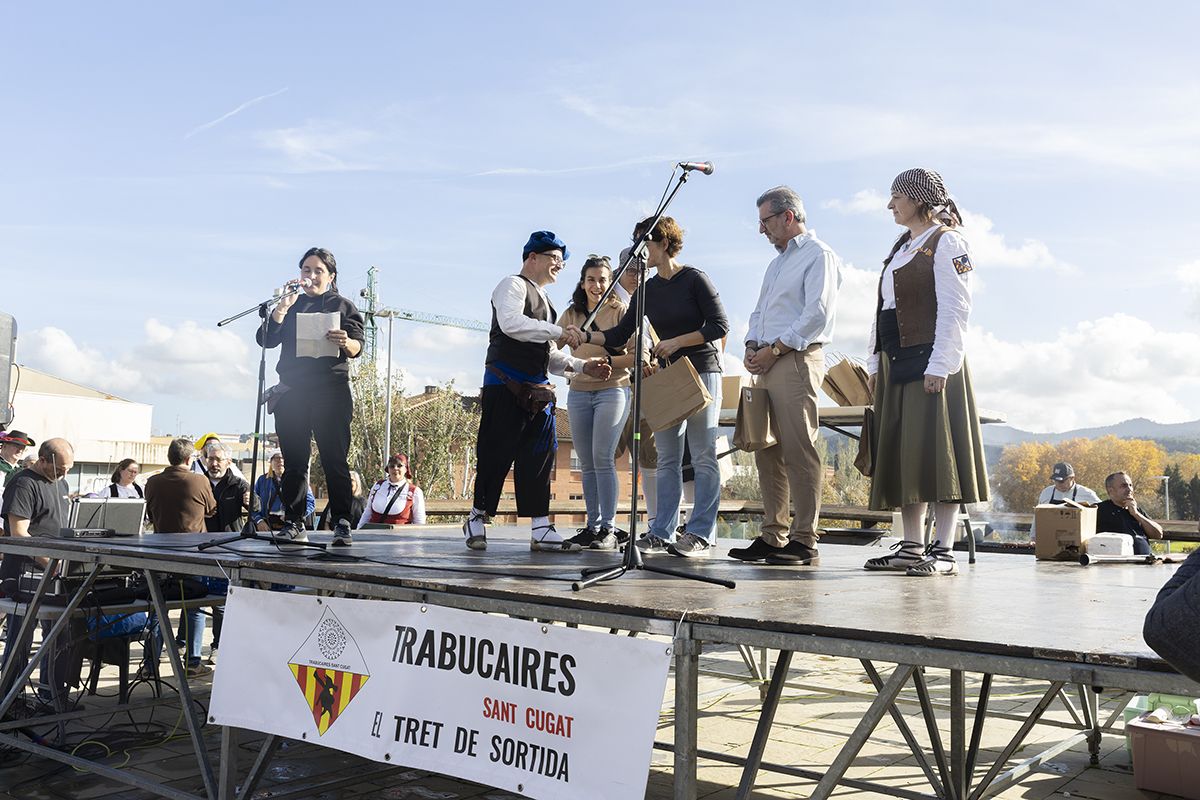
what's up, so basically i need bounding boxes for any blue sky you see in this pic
[4,2,1200,436]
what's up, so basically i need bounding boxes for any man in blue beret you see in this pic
[463,231,612,552]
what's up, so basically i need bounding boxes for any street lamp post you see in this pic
[1154,475,1170,520]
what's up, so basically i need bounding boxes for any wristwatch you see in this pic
[770,342,783,357]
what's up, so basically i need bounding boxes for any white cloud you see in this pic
[185,87,288,139]
[966,314,1200,432]
[21,321,252,400]
[256,121,378,173]
[821,189,887,216]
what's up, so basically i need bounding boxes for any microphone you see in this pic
[678,161,714,175]
[287,278,314,289]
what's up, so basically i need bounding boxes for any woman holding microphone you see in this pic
[258,247,365,546]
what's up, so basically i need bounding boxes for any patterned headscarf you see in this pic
[890,168,963,227]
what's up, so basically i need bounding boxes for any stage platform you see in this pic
[1,526,1195,800]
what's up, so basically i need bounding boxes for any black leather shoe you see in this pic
[764,541,820,566]
[727,537,777,562]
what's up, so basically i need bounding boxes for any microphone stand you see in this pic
[199,286,327,552]
[572,168,733,591]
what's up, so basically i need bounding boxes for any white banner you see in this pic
[210,588,672,800]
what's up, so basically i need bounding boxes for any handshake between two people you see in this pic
[559,324,669,379]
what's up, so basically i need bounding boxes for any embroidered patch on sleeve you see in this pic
[952,254,973,274]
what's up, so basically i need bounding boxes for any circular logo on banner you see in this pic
[317,617,348,660]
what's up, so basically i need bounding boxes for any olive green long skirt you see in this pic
[868,357,989,510]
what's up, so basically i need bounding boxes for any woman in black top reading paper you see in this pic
[258,247,365,546]
[569,216,728,558]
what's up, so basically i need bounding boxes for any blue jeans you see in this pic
[649,371,722,544]
[148,609,205,667]
[567,387,631,529]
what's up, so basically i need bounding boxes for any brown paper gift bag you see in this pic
[640,356,712,433]
[732,380,776,452]
[823,358,872,407]
[854,407,874,477]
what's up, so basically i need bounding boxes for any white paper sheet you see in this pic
[296,311,339,358]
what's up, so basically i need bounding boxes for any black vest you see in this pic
[486,275,557,376]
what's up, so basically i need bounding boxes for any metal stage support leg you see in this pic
[674,627,699,800]
[0,561,96,719]
[1077,684,1101,765]
[809,664,917,800]
[861,660,945,797]
[966,673,993,782]
[1055,684,1085,726]
[967,680,1065,800]
[912,666,953,795]
[950,669,967,800]
[218,726,240,800]
[735,649,792,800]
[144,569,219,800]
[235,734,280,800]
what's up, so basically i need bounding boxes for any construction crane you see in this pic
[381,308,488,332]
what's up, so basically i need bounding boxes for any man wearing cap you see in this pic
[1037,462,1100,506]
[1031,462,1100,539]
[463,231,612,552]
[0,430,35,487]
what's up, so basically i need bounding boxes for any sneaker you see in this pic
[591,527,619,550]
[531,524,582,552]
[276,520,308,544]
[611,527,631,545]
[631,534,670,554]
[668,532,713,558]
[567,527,598,548]
[728,537,777,562]
[185,663,214,679]
[463,511,487,551]
[864,540,925,571]
[332,519,353,547]
[136,664,159,682]
[906,541,958,577]
[764,540,820,566]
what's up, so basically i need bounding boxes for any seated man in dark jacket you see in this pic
[200,440,253,664]
[1095,471,1163,556]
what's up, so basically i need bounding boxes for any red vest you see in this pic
[367,480,415,525]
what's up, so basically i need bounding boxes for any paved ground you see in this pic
[0,620,1190,799]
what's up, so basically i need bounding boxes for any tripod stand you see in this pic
[198,287,327,553]
[572,168,734,591]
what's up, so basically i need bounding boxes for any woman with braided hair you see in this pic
[863,168,988,577]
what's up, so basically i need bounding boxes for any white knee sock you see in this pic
[901,503,926,545]
[933,503,960,550]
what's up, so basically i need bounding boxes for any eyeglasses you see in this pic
[539,252,564,266]
[759,211,786,228]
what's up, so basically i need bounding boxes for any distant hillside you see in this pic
[982,417,1200,454]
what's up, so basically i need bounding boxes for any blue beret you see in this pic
[522,230,569,261]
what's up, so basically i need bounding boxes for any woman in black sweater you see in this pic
[257,247,365,546]
[575,216,729,557]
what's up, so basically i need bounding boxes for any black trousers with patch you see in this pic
[472,384,557,519]
[274,380,354,526]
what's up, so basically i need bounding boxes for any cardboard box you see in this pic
[1034,501,1096,560]
[1128,717,1200,799]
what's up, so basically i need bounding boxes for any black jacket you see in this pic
[206,471,254,533]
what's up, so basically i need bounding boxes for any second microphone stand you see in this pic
[573,169,734,591]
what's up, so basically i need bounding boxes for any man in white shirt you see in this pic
[463,231,611,552]
[1031,462,1101,539]
[730,186,843,567]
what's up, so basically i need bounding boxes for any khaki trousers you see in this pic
[754,345,825,547]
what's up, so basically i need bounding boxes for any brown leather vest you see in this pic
[875,227,950,350]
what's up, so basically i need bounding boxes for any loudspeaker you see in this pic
[0,312,16,427]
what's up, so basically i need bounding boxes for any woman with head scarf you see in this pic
[359,454,426,526]
[863,168,988,577]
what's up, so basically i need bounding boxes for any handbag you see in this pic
[732,379,776,452]
[486,366,556,416]
[854,407,875,477]
[823,358,873,406]
[640,356,712,433]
